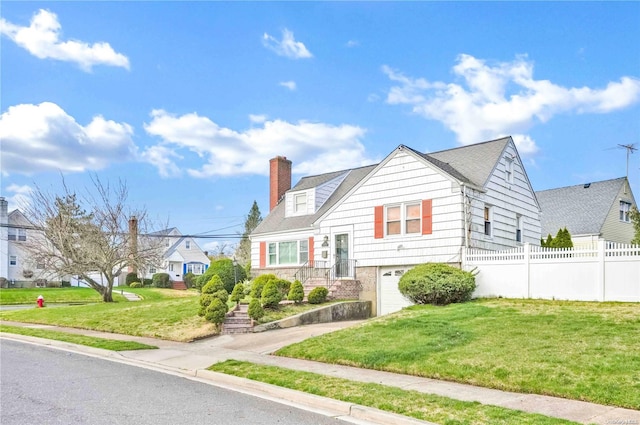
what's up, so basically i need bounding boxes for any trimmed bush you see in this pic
[230,282,245,304]
[398,263,476,306]
[152,273,171,288]
[201,275,229,304]
[248,297,264,321]
[308,286,328,304]
[196,258,247,293]
[183,272,196,289]
[203,297,227,324]
[261,281,283,309]
[273,278,291,298]
[61,280,71,287]
[250,274,278,298]
[129,281,143,288]
[0,277,7,288]
[287,280,305,304]
[125,272,138,286]
[143,278,153,287]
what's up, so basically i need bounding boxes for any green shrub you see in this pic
[125,272,138,286]
[152,273,171,288]
[201,275,229,305]
[398,263,476,306]
[308,287,328,304]
[203,297,227,324]
[248,297,264,321]
[61,280,71,287]
[273,278,291,297]
[129,281,143,288]
[196,258,247,293]
[250,274,278,298]
[261,281,283,309]
[287,280,305,304]
[143,278,153,286]
[230,282,245,304]
[183,272,196,289]
[0,277,7,288]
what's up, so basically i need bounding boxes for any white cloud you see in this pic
[279,81,297,91]
[383,54,640,154]
[143,110,373,177]
[0,102,136,175]
[5,184,33,211]
[0,9,129,71]
[139,145,182,178]
[262,29,312,59]
[249,114,267,124]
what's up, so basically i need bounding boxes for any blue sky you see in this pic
[1,2,639,254]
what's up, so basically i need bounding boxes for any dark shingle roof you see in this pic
[536,177,628,237]
[252,137,512,236]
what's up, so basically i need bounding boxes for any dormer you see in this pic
[284,171,350,218]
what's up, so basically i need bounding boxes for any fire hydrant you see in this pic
[37,295,44,308]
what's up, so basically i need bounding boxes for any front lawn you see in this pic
[0,287,121,304]
[275,299,640,409]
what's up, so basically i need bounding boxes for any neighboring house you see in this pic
[536,177,637,246]
[250,136,541,315]
[137,227,210,285]
[0,197,53,287]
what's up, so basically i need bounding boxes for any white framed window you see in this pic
[620,201,631,222]
[505,157,514,184]
[149,267,156,274]
[294,193,307,214]
[7,227,25,241]
[268,240,309,266]
[169,264,174,272]
[9,256,17,266]
[516,214,523,242]
[484,206,493,237]
[185,240,191,249]
[386,202,421,236]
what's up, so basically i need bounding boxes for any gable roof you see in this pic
[252,137,515,237]
[536,177,631,237]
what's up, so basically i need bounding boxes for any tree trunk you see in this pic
[102,288,114,302]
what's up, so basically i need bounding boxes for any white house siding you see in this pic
[600,182,636,244]
[468,143,541,250]
[285,189,315,216]
[250,228,314,275]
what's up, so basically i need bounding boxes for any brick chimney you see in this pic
[270,156,292,211]
[128,216,138,274]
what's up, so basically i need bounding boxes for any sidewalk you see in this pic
[2,320,639,425]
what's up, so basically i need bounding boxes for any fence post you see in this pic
[525,243,531,298]
[597,240,606,301]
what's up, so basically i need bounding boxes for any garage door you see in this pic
[379,267,413,316]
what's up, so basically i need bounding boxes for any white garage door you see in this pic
[379,267,414,316]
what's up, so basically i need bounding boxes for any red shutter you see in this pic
[374,205,384,239]
[259,242,266,268]
[422,199,433,235]
[308,236,314,266]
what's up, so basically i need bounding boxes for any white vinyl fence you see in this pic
[462,241,640,302]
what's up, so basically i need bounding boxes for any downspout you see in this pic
[462,183,469,248]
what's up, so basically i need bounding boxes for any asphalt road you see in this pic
[1,339,351,425]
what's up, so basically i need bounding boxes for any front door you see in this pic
[335,233,349,277]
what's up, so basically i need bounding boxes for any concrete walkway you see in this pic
[1,320,638,425]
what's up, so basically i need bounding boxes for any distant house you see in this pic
[137,227,209,286]
[536,177,637,246]
[0,197,54,287]
[250,136,541,315]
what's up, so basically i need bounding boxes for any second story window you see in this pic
[505,157,514,184]
[620,201,631,222]
[185,240,191,249]
[294,193,307,214]
[484,206,493,237]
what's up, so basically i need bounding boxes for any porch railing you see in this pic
[327,259,358,282]
[294,260,330,283]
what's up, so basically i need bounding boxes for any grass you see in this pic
[0,288,215,342]
[209,360,581,425]
[0,324,157,351]
[275,299,640,409]
[0,287,123,304]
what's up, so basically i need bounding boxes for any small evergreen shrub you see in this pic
[261,281,283,309]
[61,280,71,287]
[287,280,305,304]
[230,282,245,304]
[125,272,139,286]
[398,263,476,306]
[201,275,229,304]
[248,297,264,321]
[196,258,248,293]
[250,274,278,298]
[152,273,171,288]
[199,275,230,322]
[183,272,196,289]
[143,278,153,286]
[129,281,143,288]
[0,277,7,288]
[308,287,328,304]
[203,297,227,324]
[273,278,291,297]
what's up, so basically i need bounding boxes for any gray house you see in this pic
[536,177,636,246]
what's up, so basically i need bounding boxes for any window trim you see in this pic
[385,202,422,237]
[620,201,631,223]
[9,256,17,266]
[505,157,514,184]
[267,239,309,266]
[516,214,523,243]
[484,205,493,237]
[294,193,307,214]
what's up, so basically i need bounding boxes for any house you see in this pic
[536,177,637,247]
[250,136,541,315]
[0,197,56,287]
[135,227,210,287]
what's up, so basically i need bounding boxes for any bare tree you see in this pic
[22,177,164,302]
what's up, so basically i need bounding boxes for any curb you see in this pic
[2,333,436,425]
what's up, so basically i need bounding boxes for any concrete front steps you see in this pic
[222,303,253,334]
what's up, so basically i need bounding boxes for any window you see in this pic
[484,206,492,237]
[149,267,156,274]
[294,193,307,214]
[185,240,191,249]
[169,264,174,272]
[505,157,514,184]
[9,256,17,266]
[36,262,45,270]
[186,263,203,274]
[385,203,421,236]
[8,227,16,241]
[267,240,308,266]
[620,201,631,222]
[17,228,26,241]
[516,215,523,242]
